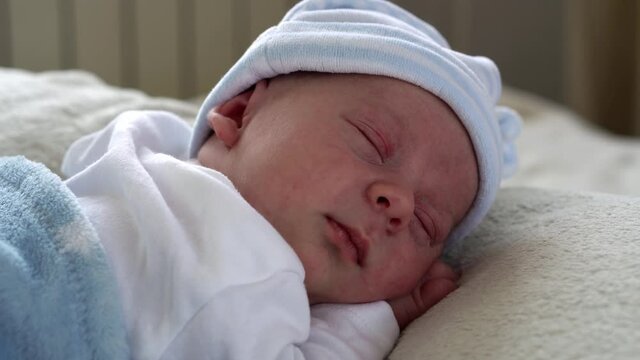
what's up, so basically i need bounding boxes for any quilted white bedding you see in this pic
[1,68,638,359]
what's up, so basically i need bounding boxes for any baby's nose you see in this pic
[367,181,414,233]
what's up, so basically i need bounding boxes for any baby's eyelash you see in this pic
[358,129,383,161]
[353,120,386,161]
[414,208,436,244]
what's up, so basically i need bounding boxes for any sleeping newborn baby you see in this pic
[198,72,477,326]
[62,0,521,358]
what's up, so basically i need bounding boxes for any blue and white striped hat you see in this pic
[189,0,521,248]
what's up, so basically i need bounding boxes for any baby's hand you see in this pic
[387,259,459,330]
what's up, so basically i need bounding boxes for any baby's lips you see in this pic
[329,217,370,266]
[343,223,371,266]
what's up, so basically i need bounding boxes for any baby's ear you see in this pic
[206,80,269,148]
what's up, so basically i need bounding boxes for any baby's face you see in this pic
[198,73,478,304]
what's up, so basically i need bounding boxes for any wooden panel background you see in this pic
[0,0,563,100]
[8,0,62,71]
[2,0,636,136]
[0,0,295,98]
[75,1,122,86]
[564,0,640,136]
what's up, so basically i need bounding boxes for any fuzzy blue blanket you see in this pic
[0,156,128,359]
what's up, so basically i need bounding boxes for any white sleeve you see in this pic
[63,110,399,359]
[61,110,192,178]
[160,272,398,360]
[301,301,399,359]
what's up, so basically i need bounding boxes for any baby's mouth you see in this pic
[326,217,369,266]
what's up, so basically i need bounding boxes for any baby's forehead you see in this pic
[269,72,467,150]
[266,72,464,141]
[272,72,453,111]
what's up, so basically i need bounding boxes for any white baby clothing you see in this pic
[62,111,398,359]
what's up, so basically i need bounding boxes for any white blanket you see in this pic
[1,68,639,359]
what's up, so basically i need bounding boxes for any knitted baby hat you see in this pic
[189,0,521,248]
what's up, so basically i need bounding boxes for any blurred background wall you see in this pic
[0,0,638,136]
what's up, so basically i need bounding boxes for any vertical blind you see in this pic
[1,0,638,135]
[0,0,296,98]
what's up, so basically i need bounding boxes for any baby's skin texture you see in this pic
[197,73,478,328]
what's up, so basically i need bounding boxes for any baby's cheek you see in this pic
[370,263,423,299]
[385,245,433,296]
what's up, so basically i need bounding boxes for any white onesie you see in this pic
[62,111,398,360]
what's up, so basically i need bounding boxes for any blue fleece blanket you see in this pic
[0,156,128,359]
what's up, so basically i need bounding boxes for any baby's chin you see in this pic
[308,287,398,306]
[303,268,401,305]
[306,290,372,306]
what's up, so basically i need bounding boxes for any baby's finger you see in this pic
[424,259,459,282]
[419,277,457,311]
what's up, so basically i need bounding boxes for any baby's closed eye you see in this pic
[345,118,387,164]
[412,207,440,247]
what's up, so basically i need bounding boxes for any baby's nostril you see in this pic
[377,196,390,208]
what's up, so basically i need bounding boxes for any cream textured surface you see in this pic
[0,68,198,175]
[389,89,640,359]
[502,87,640,195]
[392,188,640,359]
[1,69,639,359]
[390,89,640,359]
